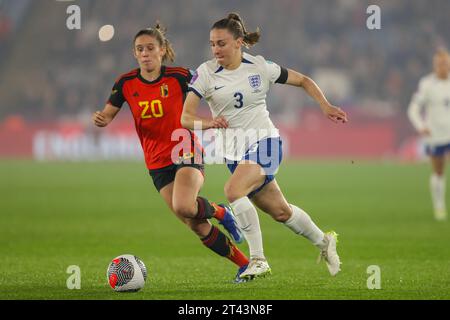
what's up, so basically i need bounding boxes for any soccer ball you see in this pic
[107,254,147,292]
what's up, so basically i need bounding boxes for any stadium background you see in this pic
[1,0,449,299]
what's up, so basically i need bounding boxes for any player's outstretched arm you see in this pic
[92,103,121,127]
[181,92,228,130]
[285,69,348,124]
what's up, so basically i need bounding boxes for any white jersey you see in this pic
[408,73,450,146]
[188,52,287,160]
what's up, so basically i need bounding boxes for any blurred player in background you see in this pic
[92,24,250,282]
[408,48,450,221]
[182,13,347,280]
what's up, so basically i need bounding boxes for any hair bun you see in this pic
[154,22,167,35]
[227,13,241,22]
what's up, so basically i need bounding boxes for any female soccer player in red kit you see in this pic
[92,24,249,282]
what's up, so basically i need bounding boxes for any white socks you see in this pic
[284,204,326,248]
[230,198,327,257]
[430,174,446,212]
[230,197,265,260]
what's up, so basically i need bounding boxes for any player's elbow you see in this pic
[300,75,314,88]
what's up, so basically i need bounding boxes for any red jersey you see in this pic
[108,66,202,169]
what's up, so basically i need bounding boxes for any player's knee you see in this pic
[224,183,245,203]
[173,203,197,219]
[271,207,292,223]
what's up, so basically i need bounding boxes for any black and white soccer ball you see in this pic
[107,254,147,292]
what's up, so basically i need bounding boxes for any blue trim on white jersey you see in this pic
[215,58,252,73]
[187,87,203,99]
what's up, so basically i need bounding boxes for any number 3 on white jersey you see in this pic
[234,92,244,108]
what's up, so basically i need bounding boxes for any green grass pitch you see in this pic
[1,159,449,300]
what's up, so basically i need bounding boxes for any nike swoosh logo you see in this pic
[241,224,251,231]
[214,85,225,91]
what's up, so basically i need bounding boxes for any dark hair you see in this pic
[211,12,260,48]
[133,22,175,62]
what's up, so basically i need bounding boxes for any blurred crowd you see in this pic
[0,0,449,122]
[0,0,29,60]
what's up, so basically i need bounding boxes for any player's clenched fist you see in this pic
[92,111,108,127]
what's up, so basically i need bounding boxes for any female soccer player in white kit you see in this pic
[408,48,450,221]
[182,13,348,280]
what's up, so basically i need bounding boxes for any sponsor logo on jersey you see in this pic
[248,74,261,89]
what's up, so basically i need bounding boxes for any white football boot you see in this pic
[239,258,271,280]
[317,231,341,276]
[434,209,448,221]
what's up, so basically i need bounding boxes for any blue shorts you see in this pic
[226,137,283,198]
[426,143,450,157]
